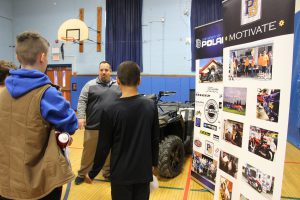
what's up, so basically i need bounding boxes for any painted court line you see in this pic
[63,182,71,200]
[183,158,193,200]
[190,188,209,192]
[159,186,184,190]
[281,196,300,200]
[284,161,300,165]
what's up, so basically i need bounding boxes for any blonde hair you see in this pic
[16,31,49,65]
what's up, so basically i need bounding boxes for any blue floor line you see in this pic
[63,182,72,200]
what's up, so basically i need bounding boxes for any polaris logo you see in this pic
[204,123,217,131]
[196,37,223,49]
[204,99,218,123]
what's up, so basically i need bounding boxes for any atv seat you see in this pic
[144,94,157,102]
[158,113,171,127]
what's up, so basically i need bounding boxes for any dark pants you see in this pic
[0,187,62,200]
[111,182,150,200]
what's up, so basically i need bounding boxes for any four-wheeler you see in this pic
[247,169,263,193]
[149,91,194,178]
[200,67,223,83]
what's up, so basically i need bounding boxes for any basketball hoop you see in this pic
[61,36,76,42]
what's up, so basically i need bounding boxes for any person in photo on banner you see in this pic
[261,50,269,79]
[244,56,250,77]
[251,53,256,77]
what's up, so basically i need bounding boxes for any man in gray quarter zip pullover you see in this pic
[75,61,121,185]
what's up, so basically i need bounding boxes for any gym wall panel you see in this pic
[151,77,166,95]
[138,76,152,95]
[71,75,196,110]
[164,77,182,102]
[189,76,196,90]
[180,78,191,103]
[0,0,13,61]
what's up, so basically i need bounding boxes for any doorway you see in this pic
[46,64,72,103]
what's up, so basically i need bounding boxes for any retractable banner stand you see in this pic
[214,1,295,200]
[192,20,223,192]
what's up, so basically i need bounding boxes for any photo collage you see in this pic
[216,43,281,200]
[194,57,224,192]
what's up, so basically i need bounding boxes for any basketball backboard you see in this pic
[57,19,89,42]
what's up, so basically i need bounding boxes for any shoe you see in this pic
[103,174,111,180]
[74,176,84,185]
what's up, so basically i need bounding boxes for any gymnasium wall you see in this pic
[11,0,192,75]
[0,0,14,61]
[70,75,195,110]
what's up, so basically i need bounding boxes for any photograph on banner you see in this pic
[219,176,233,200]
[256,88,280,123]
[198,57,223,83]
[192,150,218,185]
[248,126,278,161]
[228,44,273,81]
[223,87,247,116]
[219,150,238,179]
[242,163,275,199]
[223,119,244,148]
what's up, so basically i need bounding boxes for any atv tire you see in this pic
[158,135,185,178]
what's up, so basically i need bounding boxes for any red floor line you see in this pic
[284,161,300,164]
[183,158,193,200]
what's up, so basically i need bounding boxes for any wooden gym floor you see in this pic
[61,129,300,200]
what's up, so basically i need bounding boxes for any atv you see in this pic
[151,91,194,178]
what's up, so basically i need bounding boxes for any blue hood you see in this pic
[5,69,51,98]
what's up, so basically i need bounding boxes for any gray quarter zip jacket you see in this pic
[77,77,121,130]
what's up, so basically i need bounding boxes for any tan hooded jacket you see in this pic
[0,84,74,200]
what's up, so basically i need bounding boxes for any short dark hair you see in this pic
[117,61,140,86]
[16,31,49,65]
[99,61,111,70]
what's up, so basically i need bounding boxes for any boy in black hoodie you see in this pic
[86,61,159,200]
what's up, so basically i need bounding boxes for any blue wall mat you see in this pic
[71,75,195,110]
[190,77,196,90]
[139,76,152,95]
[164,77,182,102]
[180,78,191,103]
[151,77,166,95]
[288,11,300,149]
